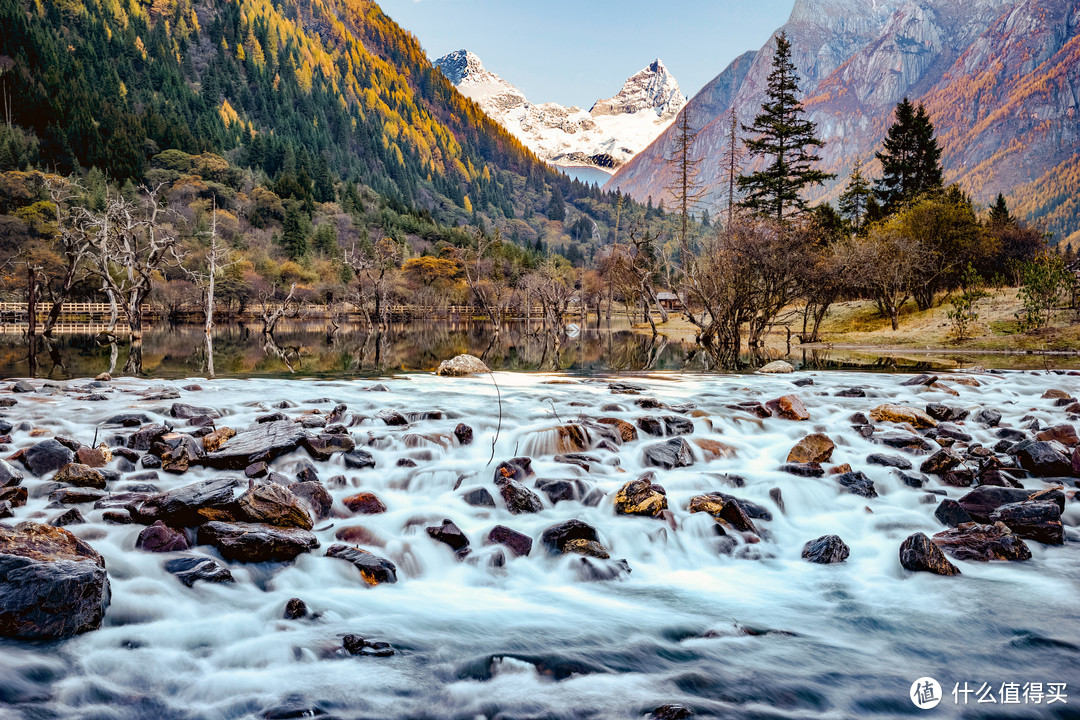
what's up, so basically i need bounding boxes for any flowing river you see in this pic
[1,370,1079,719]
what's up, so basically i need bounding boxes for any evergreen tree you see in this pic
[837,158,874,234]
[546,187,566,221]
[737,32,833,222]
[875,99,942,211]
[281,202,309,260]
[989,193,1012,225]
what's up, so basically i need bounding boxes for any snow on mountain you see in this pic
[435,51,686,175]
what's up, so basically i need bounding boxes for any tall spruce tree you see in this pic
[838,158,875,234]
[875,98,942,211]
[663,107,706,247]
[738,32,833,222]
[989,193,1012,225]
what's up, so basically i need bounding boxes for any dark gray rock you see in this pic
[486,525,532,557]
[164,555,234,586]
[325,544,398,585]
[801,535,850,564]
[642,438,694,470]
[197,521,319,563]
[21,439,75,476]
[836,471,877,498]
[899,532,960,575]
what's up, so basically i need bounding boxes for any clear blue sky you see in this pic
[377,0,796,107]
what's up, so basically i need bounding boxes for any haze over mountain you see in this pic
[609,0,1080,244]
[435,50,686,175]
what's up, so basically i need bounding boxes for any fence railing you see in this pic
[0,302,151,316]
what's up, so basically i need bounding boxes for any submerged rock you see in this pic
[325,544,398,585]
[283,597,308,620]
[899,532,960,576]
[197,521,319,563]
[766,394,810,421]
[426,519,471,558]
[486,525,532,557]
[436,354,489,377]
[136,520,190,553]
[0,522,111,639]
[801,535,849,564]
[613,477,667,518]
[786,433,835,464]
[932,522,1032,562]
[596,417,638,443]
[835,470,877,498]
[164,555,234,586]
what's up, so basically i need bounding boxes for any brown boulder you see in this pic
[135,520,189,553]
[53,463,106,489]
[870,404,937,429]
[786,434,835,464]
[235,483,314,530]
[1036,424,1078,448]
[334,525,386,547]
[613,478,668,518]
[596,418,638,443]
[899,532,960,576]
[343,492,387,515]
[75,446,108,468]
[201,427,236,453]
[932,522,1032,562]
[688,493,757,532]
[766,395,810,421]
[692,438,737,460]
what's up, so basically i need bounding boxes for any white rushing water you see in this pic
[1,370,1079,720]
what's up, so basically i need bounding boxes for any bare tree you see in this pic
[461,227,507,333]
[843,228,924,330]
[723,108,743,227]
[345,236,400,328]
[664,107,708,250]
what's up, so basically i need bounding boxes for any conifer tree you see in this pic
[738,32,833,222]
[838,158,874,234]
[875,98,942,211]
[663,107,706,247]
[546,187,566,221]
[989,193,1012,225]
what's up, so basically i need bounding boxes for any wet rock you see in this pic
[920,449,963,476]
[74,446,108,468]
[200,427,236,454]
[496,477,544,514]
[780,462,824,477]
[870,404,936,429]
[974,408,1002,427]
[652,704,694,720]
[0,459,23,488]
[1013,440,1073,477]
[136,520,189,552]
[1042,388,1073,400]
[302,429,359,460]
[941,469,976,487]
[935,499,973,527]
[690,438,737,461]
[867,453,912,469]
[426,519,470,557]
[486,525,532,557]
[20,439,75,476]
[835,388,866,398]
[106,413,152,428]
[0,522,111,639]
[256,412,287,424]
[494,457,534,483]
[769,487,784,512]
[901,374,938,387]
[636,415,694,437]
[899,532,960,576]
[0,500,12,519]
[289,481,333,521]
[957,486,1065,523]
[932,522,1031,562]
[553,453,597,472]
[634,397,664,410]
[197,521,319,563]
[343,449,375,470]
[801,535,849,564]
[926,403,968,422]
[164,555,234,586]
[127,423,169,452]
[573,556,631,581]
[1036,424,1079,447]
[325,544,398,585]
[171,403,220,420]
[989,502,1063,545]
[786,433,835,464]
[283,597,308,620]
[10,381,34,393]
[613,477,668,517]
[203,421,308,471]
[235,483,313,530]
[53,463,107,489]
[151,433,204,474]
[933,424,973,443]
[836,471,877,498]
[874,432,935,454]
[758,360,794,374]
[48,508,85,527]
[596,418,637,443]
[688,493,757,532]
[765,394,810,421]
[292,460,320,484]
[534,478,585,505]
[608,381,647,395]
[133,477,241,527]
[48,487,105,505]
[343,491,387,515]
[642,438,694,470]
[334,525,385,547]
[461,487,496,508]
[731,401,771,418]
[436,354,489,376]
[454,423,474,446]
[376,409,408,427]
[540,519,605,556]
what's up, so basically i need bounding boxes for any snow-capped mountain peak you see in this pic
[434,51,686,175]
[591,59,686,118]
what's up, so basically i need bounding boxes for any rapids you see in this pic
[1,370,1079,720]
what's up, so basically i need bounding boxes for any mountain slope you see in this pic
[436,51,686,173]
[608,0,1080,240]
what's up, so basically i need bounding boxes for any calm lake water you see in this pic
[1,320,1068,380]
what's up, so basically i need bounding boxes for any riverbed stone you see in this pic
[786,433,835,464]
[642,438,694,470]
[20,439,75,476]
[636,416,694,437]
[426,519,470,558]
[74,446,108,468]
[197,521,319,563]
[1013,440,1073,477]
[867,453,912,469]
[934,499,972,527]
[989,501,1063,545]
[801,535,850,564]
[870,404,937,429]
[436,354,489,376]
[235,483,313,530]
[899,532,961,576]
[283,597,308,620]
[132,477,241,527]
[974,408,1002,427]
[48,508,85,527]
[836,470,877,498]
[925,403,968,422]
[150,433,204,473]
[0,522,111,639]
[541,519,604,556]
[164,555,234,586]
[766,394,810,421]
[919,449,963,476]
[651,704,694,720]
[496,477,543,514]
[48,487,105,505]
[873,432,935,454]
[136,520,189,552]
[1036,424,1079,447]
[461,487,496,508]
[170,403,220,420]
[203,420,308,470]
[486,525,532,557]
[932,522,1031,562]
[0,459,22,488]
[596,418,637,443]
[53,463,107,489]
[957,486,1065,523]
[614,478,668,518]
[688,493,757,532]
[200,427,236,454]
[325,544,398,585]
[758,360,794,374]
[494,457,533,483]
